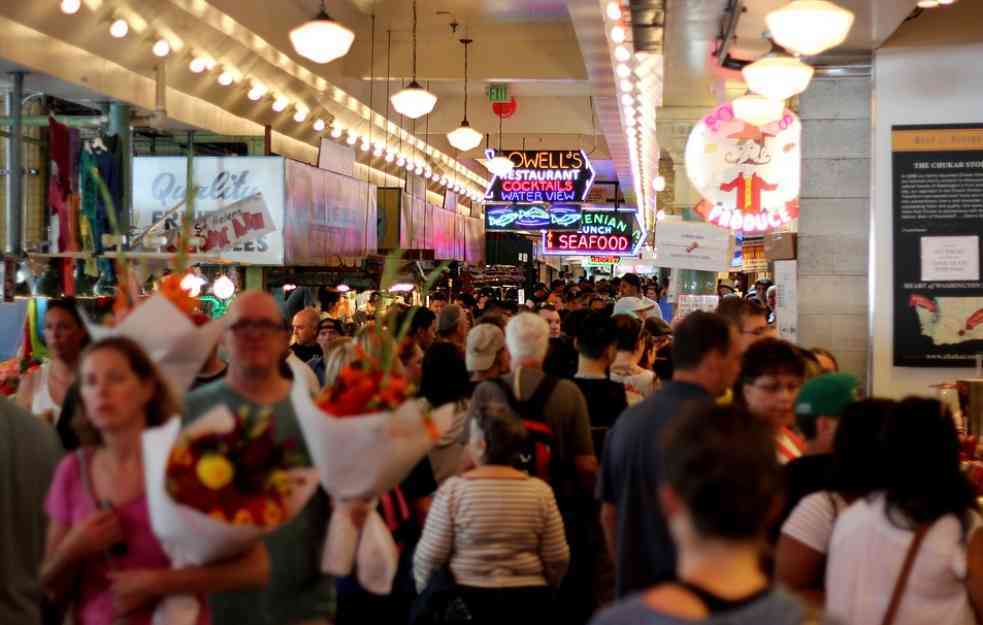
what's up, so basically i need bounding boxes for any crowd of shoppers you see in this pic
[3,272,978,625]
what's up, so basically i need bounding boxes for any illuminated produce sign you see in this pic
[484,204,582,231]
[543,210,645,256]
[484,149,596,203]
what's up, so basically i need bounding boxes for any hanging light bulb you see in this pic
[614,45,631,62]
[247,83,268,101]
[217,69,235,86]
[414,164,424,175]
[606,2,622,20]
[652,176,666,192]
[330,125,344,139]
[272,96,289,112]
[765,1,855,56]
[189,56,209,73]
[313,118,326,132]
[396,155,406,167]
[360,139,371,152]
[742,50,814,100]
[385,152,395,163]
[346,132,358,146]
[733,94,784,127]
[391,1,437,119]
[916,0,939,5]
[486,155,514,177]
[110,19,129,39]
[152,39,171,57]
[373,145,384,157]
[60,0,81,14]
[447,38,484,151]
[290,0,355,64]
[610,25,626,43]
[213,275,236,300]
[616,64,632,79]
[180,273,207,298]
[619,79,634,92]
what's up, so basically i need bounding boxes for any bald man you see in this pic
[183,291,333,625]
[290,308,322,364]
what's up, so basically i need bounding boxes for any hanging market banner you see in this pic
[484,149,596,203]
[685,103,801,234]
[484,204,582,231]
[891,124,983,367]
[133,156,286,265]
[653,221,736,272]
[543,209,645,256]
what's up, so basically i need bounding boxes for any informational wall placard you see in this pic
[676,294,720,318]
[892,125,983,367]
[773,260,798,342]
[484,150,596,204]
[653,221,735,272]
[542,209,645,256]
[484,204,582,231]
[133,156,286,265]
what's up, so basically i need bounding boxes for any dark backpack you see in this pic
[488,374,559,482]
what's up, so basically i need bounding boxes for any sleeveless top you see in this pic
[31,362,60,419]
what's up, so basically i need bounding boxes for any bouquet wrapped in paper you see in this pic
[82,272,227,395]
[289,356,455,595]
[143,405,319,625]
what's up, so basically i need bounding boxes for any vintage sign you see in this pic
[484,204,582,231]
[194,193,274,252]
[543,209,645,256]
[653,221,736,273]
[484,149,596,204]
[685,103,801,234]
[133,156,286,265]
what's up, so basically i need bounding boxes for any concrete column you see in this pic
[796,76,872,384]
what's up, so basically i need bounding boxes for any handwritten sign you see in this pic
[193,193,274,252]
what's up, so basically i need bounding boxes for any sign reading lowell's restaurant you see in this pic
[484,204,582,231]
[484,149,596,204]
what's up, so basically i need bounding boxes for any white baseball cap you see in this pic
[613,296,655,319]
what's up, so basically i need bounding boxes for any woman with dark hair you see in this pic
[610,315,656,405]
[733,338,806,464]
[418,341,473,484]
[17,298,90,423]
[826,397,983,625]
[776,399,895,605]
[41,337,267,625]
[414,403,570,625]
[592,404,813,625]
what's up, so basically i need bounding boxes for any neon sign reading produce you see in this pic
[484,149,596,204]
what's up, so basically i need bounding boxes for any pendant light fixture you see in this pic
[733,93,784,127]
[485,115,514,177]
[742,41,814,101]
[290,0,355,64]
[447,38,483,152]
[765,1,854,57]
[391,0,437,119]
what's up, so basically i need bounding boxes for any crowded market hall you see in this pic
[3,1,983,625]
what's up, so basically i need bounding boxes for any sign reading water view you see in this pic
[484,204,582,231]
[685,102,801,234]
[484,150,596,204]
[543,209,645,256]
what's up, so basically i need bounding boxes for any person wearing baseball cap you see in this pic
[465,324,509,383]
[780,372,861,528]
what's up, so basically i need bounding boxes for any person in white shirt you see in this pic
[776,398,895,606]
[609,314,657,405]
[825,397,983,625]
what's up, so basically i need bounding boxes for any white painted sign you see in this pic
[676,294,720,318]
[774,260,798,342]
[654,221,735,272]
[921,236,980,282]
[132,156,286,265]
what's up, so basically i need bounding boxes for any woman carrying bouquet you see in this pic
[413,402,570,625]
[41,337,268,625]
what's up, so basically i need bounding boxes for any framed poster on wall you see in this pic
[891,124,983,367]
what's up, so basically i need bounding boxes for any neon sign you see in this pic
[485,204,582,231]
[684,102,802,234]
[542,210,645,256]
[484,149,596,204]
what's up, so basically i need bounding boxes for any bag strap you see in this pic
[487,377,521,415]
[526,375,559,423]
[76,448,97,507]
[880,523,931,625]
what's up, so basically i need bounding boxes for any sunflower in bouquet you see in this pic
[165,410,306,527]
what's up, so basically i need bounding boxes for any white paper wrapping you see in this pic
[143,407,319,625]
[81,293,228,395]
[289,358,454,594]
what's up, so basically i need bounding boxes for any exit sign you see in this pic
[488,84,509,102]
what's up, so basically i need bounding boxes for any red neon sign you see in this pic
[545,231,631,254]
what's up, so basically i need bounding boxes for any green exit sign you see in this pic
[488,84,509,102]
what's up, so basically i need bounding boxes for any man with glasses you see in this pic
[716,298,770,356]
[184,291,333,625]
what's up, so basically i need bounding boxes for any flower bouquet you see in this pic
[289,354,455,595]
[81,271,227,395]
[143,404,319,625]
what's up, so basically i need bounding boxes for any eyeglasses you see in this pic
[749,380,802,395]
[741,325,770,337]
[230,319,286,336]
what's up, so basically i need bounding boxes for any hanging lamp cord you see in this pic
[463,39,470,123]
[385,29,391,154]
[411,0,418,82]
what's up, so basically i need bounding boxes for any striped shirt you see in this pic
[413,474,570,592]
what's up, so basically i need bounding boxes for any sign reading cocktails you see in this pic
[484,149,596,204]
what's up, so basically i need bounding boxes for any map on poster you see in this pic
[911,295,983,346]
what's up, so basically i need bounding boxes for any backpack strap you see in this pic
[487,377,522,414]
[524,374,559,423]
[880,523,931,625]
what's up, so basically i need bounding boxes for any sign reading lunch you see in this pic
[543,210,645,256]
[484,149,596,204]
[685,102,802,234]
